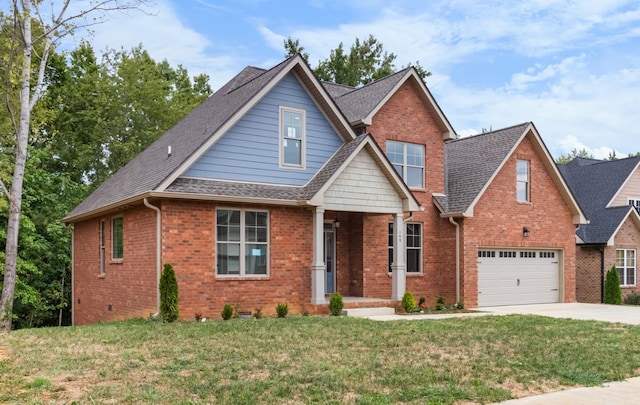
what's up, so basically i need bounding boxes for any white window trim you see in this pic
[216,208,270,278]
[517,159,530,202]
[388,221,423,274]
[100,220,106,275]
[279,106,306,169]
[628,198,640,212]
[111,216,123,261]
[386,140,425,189]
[616,248,636,287]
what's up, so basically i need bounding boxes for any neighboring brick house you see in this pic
[64,55,586,324]
[559,157,640,303]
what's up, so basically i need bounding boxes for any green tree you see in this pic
[604,266,622,305]
[285,35,430,87]
[556,148,595,164]
[159,263,179,322]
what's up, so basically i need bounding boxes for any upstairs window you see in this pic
[616,249,636,287]
[386,141,424,188]
[112,217,123,260]
[516,160,530,202]
[628,198,640,213]
[280,107,305,167]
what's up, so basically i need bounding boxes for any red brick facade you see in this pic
[72,76,581,324]
[576,215,640,303]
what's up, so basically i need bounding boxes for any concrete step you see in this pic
[342,307,396,317]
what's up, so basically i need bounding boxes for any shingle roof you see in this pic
[443,123,530,214]
[559,156,640,243]
[326,69,410,123]
[65,56,303,221]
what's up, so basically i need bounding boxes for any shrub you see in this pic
[623,292,640,306]
[221,303,234,320]
[159,263,179,322]
[436,296,445,311]
[253,308,263,319]
[329,292,344,316]
[604,266,622,305]
[276,302,288,318]
[401,291,416,313]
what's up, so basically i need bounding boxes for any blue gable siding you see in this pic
[184,73,344,185]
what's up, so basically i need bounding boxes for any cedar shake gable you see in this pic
[559,156,640,244]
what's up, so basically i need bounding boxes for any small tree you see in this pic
[401,291,416,313]
[604,266,622,305]
[329,292,344,316]
[159,263,179,322]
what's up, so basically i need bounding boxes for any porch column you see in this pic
[311,207,326,304]
[391,212,406,300]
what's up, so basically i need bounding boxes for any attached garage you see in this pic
[477,249,561,307]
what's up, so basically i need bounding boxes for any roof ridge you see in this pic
[446,122,530,144]
[225,56,296,95]
[333,67,411,99]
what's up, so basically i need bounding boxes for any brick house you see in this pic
[64,55,586,324]
[559,157,640,303]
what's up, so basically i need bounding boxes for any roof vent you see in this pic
[168,145,172,157]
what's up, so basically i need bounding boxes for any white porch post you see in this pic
[311,207,326,304]
[391,212,406,300]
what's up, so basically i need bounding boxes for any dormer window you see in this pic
[280,107,305,168]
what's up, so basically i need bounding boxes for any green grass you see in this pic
[1,315,640,404]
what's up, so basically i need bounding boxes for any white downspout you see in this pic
[449,217,460,305]
[144,198,161,318]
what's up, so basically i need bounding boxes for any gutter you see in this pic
[144,198,162,318]
[448,217,461,305]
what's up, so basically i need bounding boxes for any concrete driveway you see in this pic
[480,302,640,325]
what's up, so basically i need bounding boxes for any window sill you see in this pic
[216,275,270,281]
[110,259,124,265]
[387,272,423,277]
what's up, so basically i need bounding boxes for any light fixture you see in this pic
[334,221,340,228]
[523,227,530,237]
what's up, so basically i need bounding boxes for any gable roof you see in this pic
[64,55,360,223]
[559,156,640,244]
[324,68,457,140]
[439,122,586,224]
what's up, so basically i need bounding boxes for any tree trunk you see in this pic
[0,2,32,332]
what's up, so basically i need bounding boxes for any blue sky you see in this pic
[64,0,640,159]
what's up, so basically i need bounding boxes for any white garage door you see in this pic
[477,249,560,307]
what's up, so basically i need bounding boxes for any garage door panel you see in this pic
[477,249,560,307]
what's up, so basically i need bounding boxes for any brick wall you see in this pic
[576,246,602,303]
[461,133,577,307]
[73,205,157,325]
[612,216,640,299]
[160,200,314,319]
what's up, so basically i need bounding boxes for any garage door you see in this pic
[477,249,560,307]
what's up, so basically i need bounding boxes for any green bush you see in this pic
[221,303,234,320]
[436,296,445,311]
[604,266,622,305]
[159,263,179,322]
[329,292,344,316]
[401,291,416,313]
[623,292,640,305]
[276,303,288,318]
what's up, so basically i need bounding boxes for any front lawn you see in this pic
[1,315,639,404]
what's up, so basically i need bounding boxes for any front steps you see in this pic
[342,307,396,317]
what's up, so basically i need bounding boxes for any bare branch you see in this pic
[0,179,8,199]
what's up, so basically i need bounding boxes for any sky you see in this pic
[60,0,640,159]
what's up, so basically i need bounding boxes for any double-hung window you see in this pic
[112,217,123,260]
[280,107,305,167]
[386,141,424,188]
[516,160,530,202]
[616,249,636,286]
[628,198,640,214]
[216,209,269,276]
[388,222,422,273]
